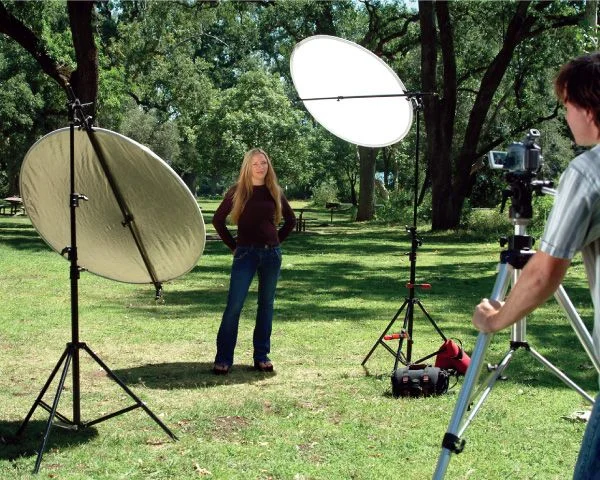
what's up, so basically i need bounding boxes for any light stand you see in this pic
[433,172,600,479]
[15,87,177,474]
[362,95,447,368]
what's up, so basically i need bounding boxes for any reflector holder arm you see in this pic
[299,91,437,102]
[83,128,162,293]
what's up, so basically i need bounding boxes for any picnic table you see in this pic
[1,196,24,215]
[295,208,310,232]
[294,203,354,232]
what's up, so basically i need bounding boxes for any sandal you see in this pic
[254,360,274,372]
[213,363,230,375]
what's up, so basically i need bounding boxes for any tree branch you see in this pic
[475,103,561,160]
[0,1,70,90]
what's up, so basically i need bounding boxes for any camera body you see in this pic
[488,129,543,173]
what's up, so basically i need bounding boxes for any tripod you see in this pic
[433,174,600,479]
[15,87,177,474]
[362,97,446,368]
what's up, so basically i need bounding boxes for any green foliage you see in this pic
[529,192,556,239]
[460,192,555,241]
[0,41,62,195]
[461,207,512,240]
[310,179,339,207]
[470,170,504,208]
[118,103,181,165]
[375,188,413,224]
[198,69,312,190]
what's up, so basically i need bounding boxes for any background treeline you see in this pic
[0,0,597,229]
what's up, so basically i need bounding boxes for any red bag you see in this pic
[435,339,471,375]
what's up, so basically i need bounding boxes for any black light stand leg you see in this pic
[16,347,72,439]
[33,346,74,473]
[81,344,177,439]
[361,299,410,365]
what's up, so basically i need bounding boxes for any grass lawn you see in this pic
[0,200,597,479]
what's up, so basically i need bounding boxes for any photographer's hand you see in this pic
[472,299,504,333]
[472,251,570,334]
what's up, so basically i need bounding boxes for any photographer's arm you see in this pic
[472,251,571,333]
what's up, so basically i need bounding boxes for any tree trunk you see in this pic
[350,184,357,206]
[421,1,539,230]
[68,1,98,116]
[585,0,598,29]
[420,1,460,230]
[356,146,378,221]
[181,172,198,196]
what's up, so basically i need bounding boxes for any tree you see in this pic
[119,102,181,167]
[418,0,588,230]
[0,1,97,113]
[356,146,377,220]
[198,69,312,193]
[258,0,420,220]
[0,1,99,194]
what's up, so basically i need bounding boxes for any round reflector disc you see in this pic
[20,128,205,284]
[290,35,413,147]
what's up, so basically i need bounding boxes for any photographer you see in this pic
[472,52,600,479]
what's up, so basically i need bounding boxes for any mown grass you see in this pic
[0,201,596,480]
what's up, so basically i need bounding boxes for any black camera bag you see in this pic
[391,364,450,398]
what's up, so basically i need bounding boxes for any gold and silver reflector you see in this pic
[20,127,205,284]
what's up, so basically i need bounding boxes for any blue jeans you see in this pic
[573,391,600,480]
[215,246,282,367]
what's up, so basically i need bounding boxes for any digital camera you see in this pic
[488,129,543,173]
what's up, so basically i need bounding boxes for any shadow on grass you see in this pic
[0,420,98,462]
[0,221,49,252]
[113,362,277,389]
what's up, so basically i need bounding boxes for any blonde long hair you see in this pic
[230,148,283,225]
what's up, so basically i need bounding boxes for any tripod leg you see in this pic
[433,332,492,479]
[433,262,513,480]
[554,285,600,374]
[362,299,409,366]
[82,344,178,440]
[459,346,516,437]
[34,348,73,473]
[528,346,595,404]
[16,346,70,438]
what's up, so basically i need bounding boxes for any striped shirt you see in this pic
[540,144,600,367]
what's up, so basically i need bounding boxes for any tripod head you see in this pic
[498,171,554,269]
[500,171,554,224]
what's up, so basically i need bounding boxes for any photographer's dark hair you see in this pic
[554,51,600,129]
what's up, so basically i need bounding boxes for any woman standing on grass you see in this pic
[212,148,296,375]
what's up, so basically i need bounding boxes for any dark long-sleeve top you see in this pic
[212,185,296,252]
